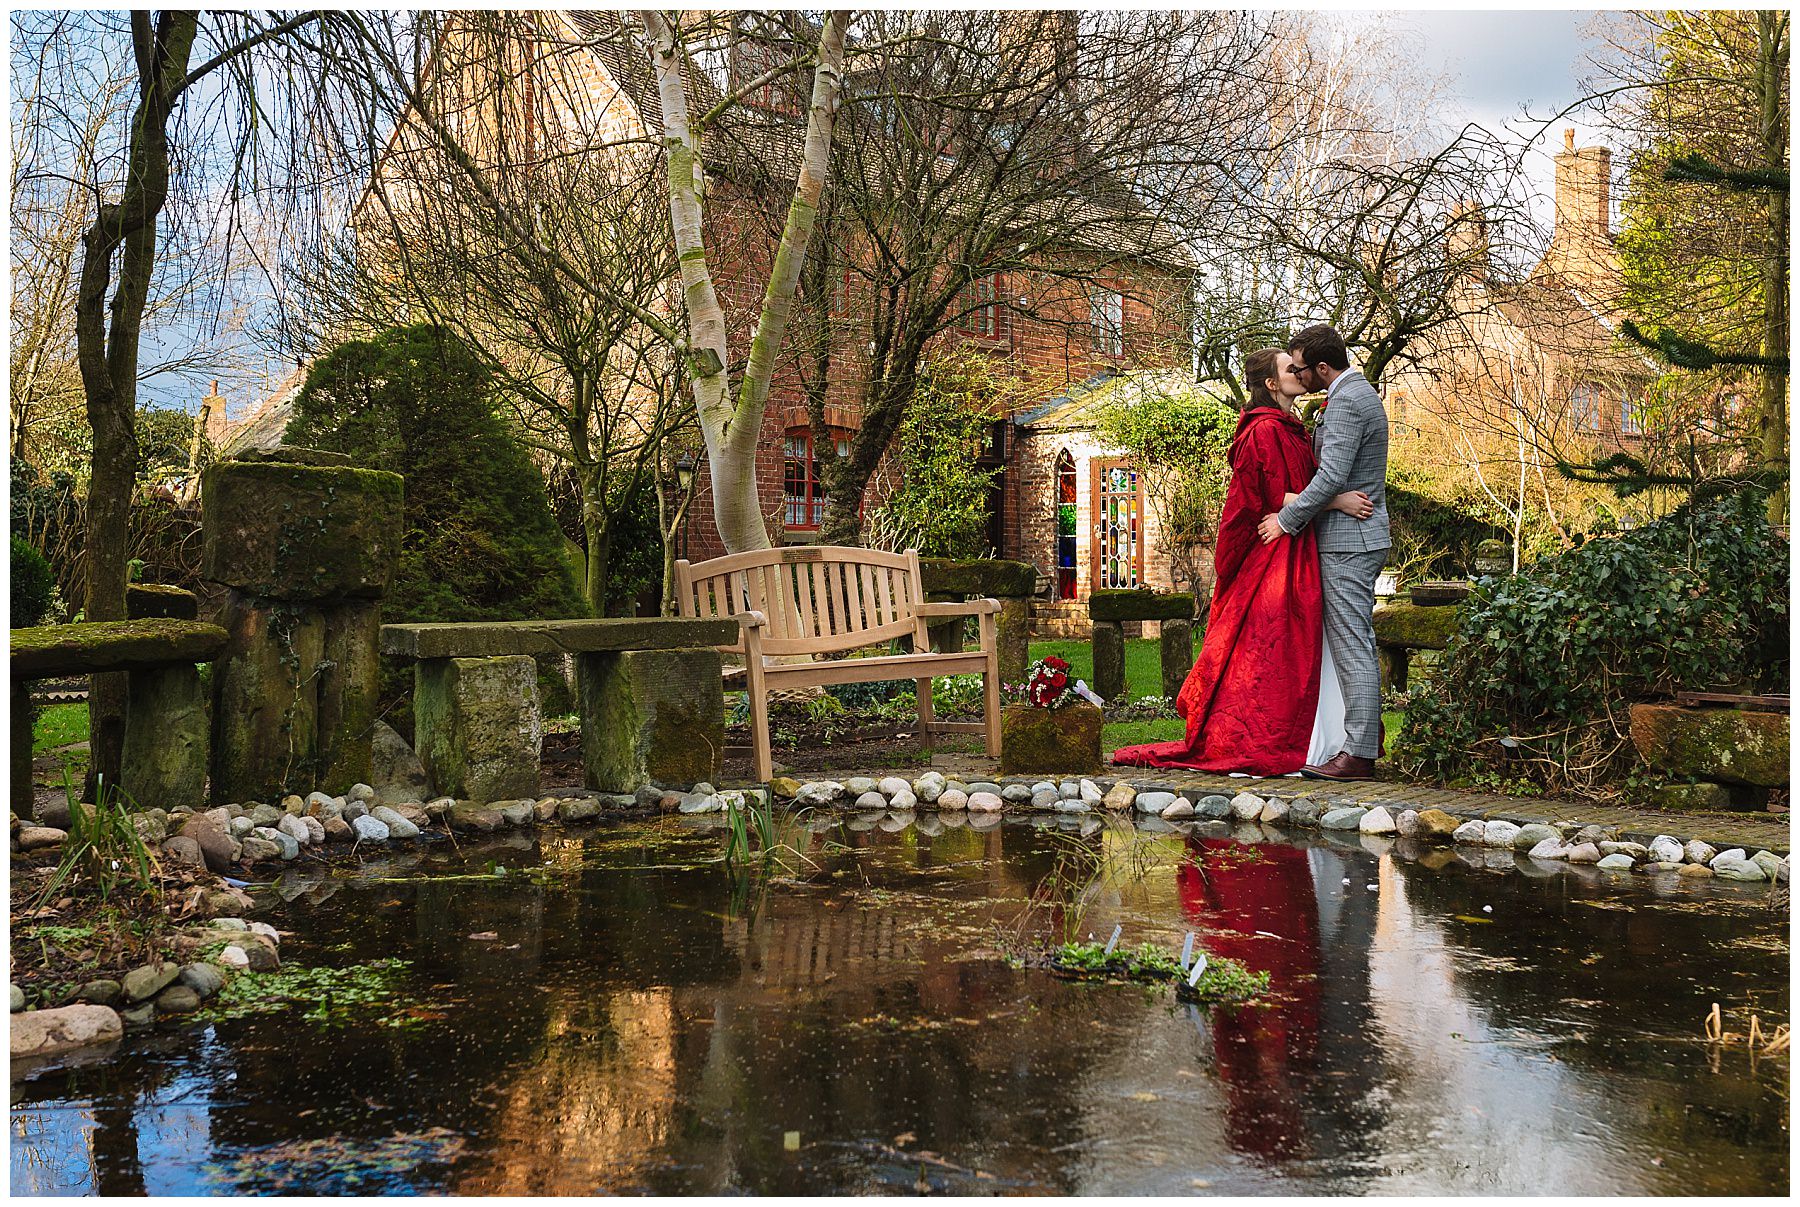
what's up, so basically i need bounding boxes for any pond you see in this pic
[10,814,1790,1195]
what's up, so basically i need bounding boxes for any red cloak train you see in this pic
[1112,404,1323,776]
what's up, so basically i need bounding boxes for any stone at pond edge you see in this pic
[10,985,22,1013]
[1683,840,1717,866]
[967,792,1003,813]
[1481,820,1522,848]
[1030,789,1060,810]
[11,1004,123,1059]
[1648,835,1685,864]
[937,789,969,811]
[17,826,67,851]
[1359,806,1397,834]
[1320,807,1366,830]
[1528,838,1568,860]
[1102,783,1136,811]
[1162,799,1195,820]
[1285,798,1320,827]
[155,985,201,1014]
[370,720,434,805]
[322,817,353,843]
[448,804,504,833]
[1135,791,1176,815]
[160,835,206,869]
[1415,809,1460,841]
[558,798,603,823]
[352,814,391,842]
[854,791,885,811]
[1260,798,1290,825]
[769,776,802,800]
[495,801,535,827]
[1677,863,1714,878]
[1451,820,1486,845]
[122,963,181,1003]
[1229,793,1264,821]
[77,979,122,1008]
[999,702,1102,776]
[118,1003,156,1031]
[794,782,844,807]
[178,964,225,998]
[1749,850,1783,880]
[913,772,946,802]
[1001,784,1033,804]
[1595,853,1636,871]
[1564,842,1602,864]
[1512,823,1560,851]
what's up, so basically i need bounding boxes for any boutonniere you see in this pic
[1300,396,1327,426]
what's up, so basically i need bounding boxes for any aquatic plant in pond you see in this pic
[198,958,414,1027]
[1039,940,1270,1004]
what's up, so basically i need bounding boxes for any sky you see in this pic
[1346,9,1621,228]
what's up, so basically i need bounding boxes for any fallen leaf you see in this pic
[468,931,499,941]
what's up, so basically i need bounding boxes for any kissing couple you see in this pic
[1113,323,1389,781]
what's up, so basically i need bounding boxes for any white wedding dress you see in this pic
[1228,633,1348,778]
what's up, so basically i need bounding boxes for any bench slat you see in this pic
[757,649,990,686]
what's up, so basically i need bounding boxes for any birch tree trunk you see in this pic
[638,10,851,553]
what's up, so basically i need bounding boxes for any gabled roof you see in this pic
[1489,276,1658,378]
[1014,368,1233,432]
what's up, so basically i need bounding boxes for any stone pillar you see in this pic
[202,451,402,802]
[925,592,964,654]
[317,600,382,791]
[1159,618,1193,699]
[1378,646,1410,695]
[210,596,325,803]
[580,648,724,791]
[997,597,1031,685]
[120,664,210,809]
[415,656,542,801]
[1091,620,1126,702]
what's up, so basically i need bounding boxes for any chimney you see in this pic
[1447,199,1489,283]
[1553,128,1612,244]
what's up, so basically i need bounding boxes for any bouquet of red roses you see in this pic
[1021,655,1074,709]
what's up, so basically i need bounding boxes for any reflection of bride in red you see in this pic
[1179,836,1321,1160]
[1112,347,1360,776]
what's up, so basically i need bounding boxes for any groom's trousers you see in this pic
[1320,547,1387,759]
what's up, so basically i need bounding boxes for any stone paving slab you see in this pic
[823,755,1791,855]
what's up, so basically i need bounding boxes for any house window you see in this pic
[1054,450,1078,600]
[957,274,1005,340]
[1620,392,1644,436]
[783,428,850,530]
[1570,384,1601,432]
[1089,287,1123,356]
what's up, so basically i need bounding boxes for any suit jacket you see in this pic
[1275,369,1391,553]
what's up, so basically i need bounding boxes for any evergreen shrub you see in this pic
[1393,492,1788,795]
[11,536,56,628]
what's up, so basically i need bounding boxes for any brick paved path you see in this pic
[846,754,1791,855]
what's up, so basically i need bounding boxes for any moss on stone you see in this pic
[918,557,1038,599]
[580,648,723,790]
[201,460,403,601]
[1372,600,1463,650]
[209,596,324,803]
[380,617,736,660]
[1091,621,1126,701]
[11,620,228,678]
[1629,703,1788,788]
[1649,781,1732,811]
[1000,701,1102,775]
[1088,589,1194,622]
[996,598,1031,685]
[414,655,541,801]
[1160,618,1194,698]
[122,663,209,809]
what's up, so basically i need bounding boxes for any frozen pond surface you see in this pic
[10,814,1790,1195]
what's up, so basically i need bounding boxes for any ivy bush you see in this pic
[1393,492,1788,796]
[1385,465,1508,583]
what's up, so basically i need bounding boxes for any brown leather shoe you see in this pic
[1300,752,1378,781]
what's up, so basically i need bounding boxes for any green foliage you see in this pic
[31,703,88,755]
[202,958,414,1026]
[35,773,157,910]
[1048,940,1270,1003]
[866,350,1011,557]
[1385,467,1509,582]
[133,406,197,483]
[285,325,585,626]
[11,536,56,627]
[1394,493,1789,795]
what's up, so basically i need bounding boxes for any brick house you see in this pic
[1385,131,1659,479]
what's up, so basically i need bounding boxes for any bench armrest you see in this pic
[914,599,1001,618]
[732,610,769,630]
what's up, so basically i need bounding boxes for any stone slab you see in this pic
[1088,589,1195,623]
[1372,599,1462,651]
[382,617,737,660]
[415,655,541,801]
[918,557,1038,599]
[11,620,227,679]
[126,584,200,620]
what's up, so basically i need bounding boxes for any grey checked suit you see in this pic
[1276,370,1390,759]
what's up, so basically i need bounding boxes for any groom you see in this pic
[1256,324,1390,780]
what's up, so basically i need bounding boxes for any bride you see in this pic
[1112,348,1370,776]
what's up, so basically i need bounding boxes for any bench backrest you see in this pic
[675,546,927,657]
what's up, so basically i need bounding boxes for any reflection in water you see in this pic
[9,818,1789,1196]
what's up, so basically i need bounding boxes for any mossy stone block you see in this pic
[12,683,32,814]
[1000,702,1102,776]
[1088,589,1194,623]
[122,663,209,810]
[126,584,200,620]
[1092,620,1126,702]
[380,617,736,659]
[415,656,541,801]
[1629,703,1788,788]
[918,557,1038,599]
[1372,599,1462,651]
[11,620,227,678]
[202,460,403,601]
[580,648,724,791]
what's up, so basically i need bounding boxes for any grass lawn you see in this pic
[32,702,88,754]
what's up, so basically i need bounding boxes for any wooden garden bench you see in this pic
[675,546,1002,781]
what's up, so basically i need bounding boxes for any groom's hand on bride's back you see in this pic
[1257,513,1286,544]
